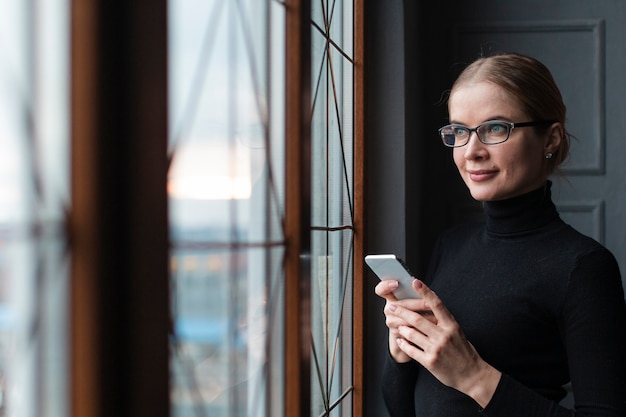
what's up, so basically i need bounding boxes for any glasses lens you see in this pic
[440,125,468,147]
[478,121,511,143]
[440,126,456,146]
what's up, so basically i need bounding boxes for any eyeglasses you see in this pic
[438,120,557,147]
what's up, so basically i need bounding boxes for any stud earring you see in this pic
[545,152,553,159]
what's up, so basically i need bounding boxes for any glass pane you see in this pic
[312,0,354,59]
[310,1,355,415]
[168,1,285,416]
[0,1,69,416]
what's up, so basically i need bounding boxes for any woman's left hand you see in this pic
[385,279,502,408]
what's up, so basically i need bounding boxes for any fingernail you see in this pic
[414,279,423,289]
[388,304,397,312]
[396,338,403,346]
[388,280,399,289]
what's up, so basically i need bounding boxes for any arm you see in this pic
[482,248,626,416]
[557,249,626,415]
[375,279,439,416]
[381,352,419,417]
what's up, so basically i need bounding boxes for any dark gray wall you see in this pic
[363,1,408,415]
[363,1,467,415]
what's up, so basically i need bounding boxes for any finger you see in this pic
[398,324,430,351]
[386,304,438,326]
[375,279,400,300]
[418,310,438,325]
[411,279,455,324]
[387,303,439,335]
[385,312,411,330]
[395,334,427,362]
[395,297,433,313]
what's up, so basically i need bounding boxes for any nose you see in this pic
[463,131,488,160]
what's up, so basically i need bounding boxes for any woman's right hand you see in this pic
[374,279,436,363]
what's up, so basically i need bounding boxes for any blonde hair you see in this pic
[450,53,571,173]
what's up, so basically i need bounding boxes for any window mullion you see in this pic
[284,0,313,416]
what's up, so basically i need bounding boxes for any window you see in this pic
[0,0,366,415]
[168,1,286,416]
[310,1,356,415]
[0,2,69,416]
[167,0,364,416]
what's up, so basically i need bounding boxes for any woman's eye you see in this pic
[488,123,508,135]
[454,127,469,136]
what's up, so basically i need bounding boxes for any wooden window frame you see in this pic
[71,2,170,416]
[353,1,366,415]
[285,0,312,414]
[285,0,365,415]
[71,0,364,415]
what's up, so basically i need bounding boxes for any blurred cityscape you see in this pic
[169,197,257,417]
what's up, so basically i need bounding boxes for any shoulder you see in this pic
[568,242,622,294]
[558,229,624,314]
[558,223,607,252]
[543,223,621,282]
[556,225,620,276]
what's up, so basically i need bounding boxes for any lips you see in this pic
[468,169,498,182]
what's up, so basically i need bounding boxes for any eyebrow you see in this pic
[449,116,513,125]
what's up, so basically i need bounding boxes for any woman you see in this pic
[376,53,626,416]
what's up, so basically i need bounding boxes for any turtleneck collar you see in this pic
[483,181,560,236]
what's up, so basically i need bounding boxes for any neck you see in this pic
[483,181,558,235]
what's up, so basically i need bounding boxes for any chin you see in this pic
[469,191,497,202]
[470,186,528,202]
[466,184,505,202]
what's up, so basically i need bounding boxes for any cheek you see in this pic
[499,153,543,184]
[452,150,465,170]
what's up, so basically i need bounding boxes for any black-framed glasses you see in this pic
[438,120,557,147]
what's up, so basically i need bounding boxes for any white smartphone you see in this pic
[365,254,419,299]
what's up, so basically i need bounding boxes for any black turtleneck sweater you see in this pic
[381,182,626,416]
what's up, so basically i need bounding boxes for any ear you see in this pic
[544,122,563,154]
